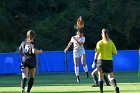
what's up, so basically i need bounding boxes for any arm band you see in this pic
[94,59,97,64]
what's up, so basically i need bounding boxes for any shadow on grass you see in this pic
[0,91,104,93]
[0,71,140,88]
[1,90,140,93]
[32,91,102,93]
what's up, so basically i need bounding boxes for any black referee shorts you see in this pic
[96,60,113,73]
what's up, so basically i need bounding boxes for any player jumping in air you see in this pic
[64,16,89,83]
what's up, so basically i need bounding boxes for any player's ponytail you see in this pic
[74,16,84,30]
[102,28,110,42]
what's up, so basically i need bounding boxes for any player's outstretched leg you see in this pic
[108,73,120,93]
[91,68,98,87]
[91,73,98,87]
[21,78,27,93]
[104,75,110,86]
[111,78,120,93]
[27,78,34,93]
[109,78,120,93]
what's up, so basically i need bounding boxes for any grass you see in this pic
[0,71,140,93]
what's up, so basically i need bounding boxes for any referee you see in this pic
[93,28,120,93]
[19,30,42,93]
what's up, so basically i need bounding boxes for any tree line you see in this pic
[0,0,140,52]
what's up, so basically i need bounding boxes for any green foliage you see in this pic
[0,0,140,52]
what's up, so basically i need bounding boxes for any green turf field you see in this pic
[0,71,140,93]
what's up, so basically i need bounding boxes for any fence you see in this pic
[0,50,139,74]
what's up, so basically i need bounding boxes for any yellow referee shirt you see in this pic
[95,40,117,60]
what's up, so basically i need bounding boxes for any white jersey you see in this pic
[70,35,85,50]
[70,35,85,58]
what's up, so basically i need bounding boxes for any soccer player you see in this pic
[64,16,89,83]
[91,62,110,87]
[93,28,120,93]
[19,30,42,93]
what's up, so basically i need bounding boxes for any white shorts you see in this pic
[73,49,85,58]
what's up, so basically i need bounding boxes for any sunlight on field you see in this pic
[0,72,140,93]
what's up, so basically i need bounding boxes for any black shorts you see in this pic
[20,57,36,69]
[96,60,113,73]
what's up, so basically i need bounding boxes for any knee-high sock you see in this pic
[104,75,110,85]
[74,67,79,76]
[98,80,103,93]
[21,78,27,90]
[91,74,98,85]
[27,78,34,92]
[83,65,88,72]
[110,78,117,88]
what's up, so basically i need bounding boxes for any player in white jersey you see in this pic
[64,29,89,83]
[64,16,88,83]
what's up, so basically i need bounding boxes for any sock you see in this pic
[104,75,110,85]
[76,75,80,83]
[21,78,27,90]
[98,80,103,93]
[92,74,98,85]
[74,67,79,76]
[108,75,111,82]
[110,78,117,88]
[83,65,88,72]
[27,78,34,92]
[115,86,120,93]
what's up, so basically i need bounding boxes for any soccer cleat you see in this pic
[76,75,80,83]
[107,83,111,86]
[104,83,111,86]
[91,84,99,87]
[115,87,120,93]
[21,89,25,93]
[86,72,89,78]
